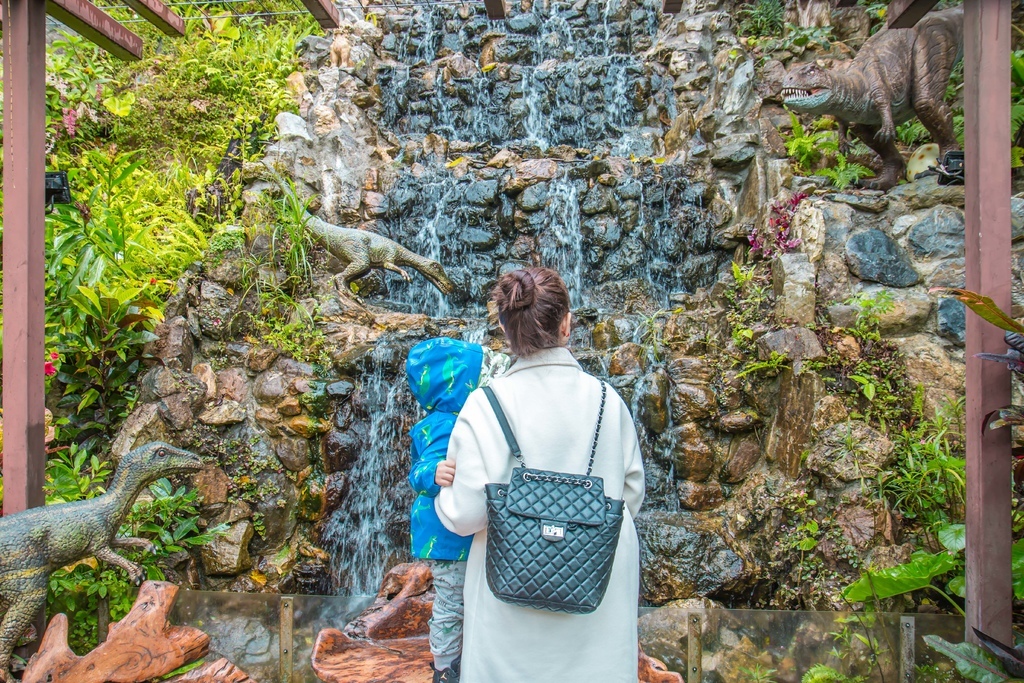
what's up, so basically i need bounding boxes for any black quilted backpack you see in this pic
[482,382,625,614]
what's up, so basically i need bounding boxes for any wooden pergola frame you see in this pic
[656,0,1014,645]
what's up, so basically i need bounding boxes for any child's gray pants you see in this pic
[429,560,467,670]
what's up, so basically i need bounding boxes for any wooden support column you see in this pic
[964,0,1014,646]
[2,0,48,518]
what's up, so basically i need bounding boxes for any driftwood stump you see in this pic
[312,561,683,683]
[164,658,255,683]
[23,581,253,683]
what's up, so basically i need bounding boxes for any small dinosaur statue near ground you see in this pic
[781,7,963,190]
[0,442,203,683]
[305,214,455,296]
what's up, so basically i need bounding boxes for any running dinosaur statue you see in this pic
[0,442,203,683]
[781,7,963,190]
[306,214,455,295]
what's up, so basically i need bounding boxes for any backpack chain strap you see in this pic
[584,382,608,477]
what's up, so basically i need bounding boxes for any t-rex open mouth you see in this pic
[782,87,817,99]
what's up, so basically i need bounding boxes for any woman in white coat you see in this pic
[436,267,645,683]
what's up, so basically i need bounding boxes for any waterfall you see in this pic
[321,340,416,595]
[542,176,585,306]
[522,67,549,149]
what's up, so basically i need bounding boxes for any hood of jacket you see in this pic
[406,338,484,414]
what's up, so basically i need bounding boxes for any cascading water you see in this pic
[541,175,585,306]
[321,340,417,595]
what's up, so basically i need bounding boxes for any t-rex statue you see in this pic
[305,214,455,295]
[781,7,963,190]
[0,442,203,683]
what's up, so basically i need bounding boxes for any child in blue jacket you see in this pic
[406,338,509,683]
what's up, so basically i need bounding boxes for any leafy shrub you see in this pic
[737,0,785,37]
[802,665,865,683]
[43,444,113,504]
[819,153,874,190]
[784,112,839,174]
[52,283,162,449]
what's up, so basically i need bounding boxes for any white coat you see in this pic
[436,346,645,683]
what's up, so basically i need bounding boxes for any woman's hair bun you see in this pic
[502,269,536,310]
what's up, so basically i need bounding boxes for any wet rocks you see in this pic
[201,521,255,576]
[765,370,822,478]
[636,369,670,434]
[146,316,194,370]
[756,328,824,367]
[637,512,745,604]
[721,436,761,484]
[772,253,815,326]
[806,421,894,487]
[670,383,716,422]
[198,400,247,426]
[504,159,558,192]
[669,422,715,482]
[907,205,965,259]
[845,230,920,287]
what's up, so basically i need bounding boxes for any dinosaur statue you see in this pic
[0,442,203,683]
[781,7,963,190]
[305,214,455,295]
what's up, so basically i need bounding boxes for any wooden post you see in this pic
[886,0,940,29]
[963,0,1014,646]
[2,0,48,519]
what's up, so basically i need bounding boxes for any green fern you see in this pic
[897,119,930,147]
[801,664,866,683]
[784,111,839,174]
[737,0,785,37]
[819,153,874,190]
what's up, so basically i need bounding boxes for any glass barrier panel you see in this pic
[171,590,282,683]
[912,613,965,682]
[291,595,376,683]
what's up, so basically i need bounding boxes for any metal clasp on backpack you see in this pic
[542,520,565,542]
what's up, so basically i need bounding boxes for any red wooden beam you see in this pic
[2,0,47,518]
[123,0,184,36]
[887,0,940,28]
[661,0,682,13]
[45,0,143,60]
[964,0,1014,647]
[295,0,339,30]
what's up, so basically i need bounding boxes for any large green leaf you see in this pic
[931,288,1024,334]
[1013,540,1024,600]
[842,551,957,602]
[939,523,967,552]
[924,636,1016,683]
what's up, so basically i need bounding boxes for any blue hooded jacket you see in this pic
[405,338,482,561]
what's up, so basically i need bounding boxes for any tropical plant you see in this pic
[739,664,778,683]
[784,112,839,174]
[52,283,162,449]
[43,444,113,504]
[737,0,785,37]
[845,290,895,342]
[819,153,874,190]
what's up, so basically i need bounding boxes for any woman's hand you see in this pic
[435,460,456,487]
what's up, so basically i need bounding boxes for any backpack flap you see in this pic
[505,467,608,526]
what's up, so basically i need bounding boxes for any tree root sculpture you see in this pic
[23,581,253,683]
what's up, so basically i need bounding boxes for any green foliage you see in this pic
[47,479,225,654]
[897,120,930,147]
[784,112,839,174]
[737,0,785,37]
[819,154,874,190]
[43,444,113,504]
[845,290,895,342]
[735,351,790,379]
[249,316,333,369]
[841,550,959,605]
[725,262,774,353]
[113,14,311,167]
[52,283,162,449]
[269,183,317,294]
[739,665,778,683]
[802,665,865,683]
[924,636,1020,683]
[877,398,965,528]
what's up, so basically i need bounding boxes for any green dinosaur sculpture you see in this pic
[0,442,203,683]
[781,7,963,190]
[305,214,455,295]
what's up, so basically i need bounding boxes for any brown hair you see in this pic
[491,267,571,357]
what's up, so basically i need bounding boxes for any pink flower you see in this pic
[44,361,57,377]
[62,107,78,138]
[50,351,59,360]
